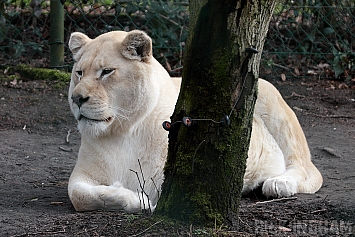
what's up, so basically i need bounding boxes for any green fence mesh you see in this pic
[0,0,354,81]
[264,0,355,81]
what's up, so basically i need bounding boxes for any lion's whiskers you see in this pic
[108,105,131,126]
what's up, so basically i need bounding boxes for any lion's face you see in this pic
[68,30,159,137]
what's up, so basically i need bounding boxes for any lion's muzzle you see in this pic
[72,94,90,108]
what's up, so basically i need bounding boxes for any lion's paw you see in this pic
[262,176,297,198]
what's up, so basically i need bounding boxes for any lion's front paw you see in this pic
[262,177,297,198]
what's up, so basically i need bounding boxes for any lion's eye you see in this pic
[75,71,83,80]
[101,69,115,79]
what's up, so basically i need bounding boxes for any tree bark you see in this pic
[156,0,277,226]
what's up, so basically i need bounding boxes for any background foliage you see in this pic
[0,0,354,82]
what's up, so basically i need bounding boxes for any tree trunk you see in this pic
[155,0,277,226]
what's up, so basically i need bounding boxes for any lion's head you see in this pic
[68,30,162,137]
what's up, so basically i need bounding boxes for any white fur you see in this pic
[67,30,322,213]
[68,31,178,212]
[244,79,323,197]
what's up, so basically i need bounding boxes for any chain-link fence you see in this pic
[264,0,355,82]
[0,0,354,81]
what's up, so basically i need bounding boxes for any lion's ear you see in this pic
[69,32,91,58]
[120,30,152,62]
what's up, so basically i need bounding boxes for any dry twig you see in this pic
[254,197,297,205]
[285,92,305,99]
[59,146,72,152]
[66,129,71,143]
[130,159,152,213]
[129,220,163,237]
[12,230,66,236]
[310,209,327,214]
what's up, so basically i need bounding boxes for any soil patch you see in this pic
[0,76,354,236]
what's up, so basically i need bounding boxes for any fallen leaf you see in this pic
[317,63,330,69]
[278,226,291,232]
[326,84,335,90]
[10,78,17,86]
[338,83,348,89]
[51,202,64,205]
[307,70,317,75]
[294,67,300,76]
[281,73,286,81]
[322,147,342,158]
[293,106,303,112]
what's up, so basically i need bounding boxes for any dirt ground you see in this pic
[0,75,354,236]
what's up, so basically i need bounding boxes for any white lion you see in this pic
[67,30,322,213]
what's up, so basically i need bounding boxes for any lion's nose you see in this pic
[72,94,90,108]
